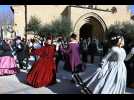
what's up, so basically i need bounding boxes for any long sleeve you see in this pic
[31,47,45,56]
[60,44,71,54]
[98,48,115,78]
[101,47,119,66]
[101,48,114,66]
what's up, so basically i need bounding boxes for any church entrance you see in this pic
[80,23,93,40]
[74,12,107,63]
[79,16,106,44]
[73,12,107,43]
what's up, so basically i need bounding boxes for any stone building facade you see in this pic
[12,5,131,41]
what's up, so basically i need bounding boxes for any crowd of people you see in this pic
[0,31,134,94]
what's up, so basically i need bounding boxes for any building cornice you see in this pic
[69,5,112,13]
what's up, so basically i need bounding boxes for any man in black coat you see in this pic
[14,37,25,69]
[80,38,89,64]
[125,44,134,88]
[88,39,97,64]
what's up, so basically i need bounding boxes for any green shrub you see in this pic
[27,16,41,34]
[51,17,73,37]
[107,22,134,43]
[27,16,73,38]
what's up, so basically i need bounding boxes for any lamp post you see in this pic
[1,26,4,41]
[24,5,29,69]
[24,5,27,43]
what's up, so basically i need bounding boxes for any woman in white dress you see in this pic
[73,32,127,94]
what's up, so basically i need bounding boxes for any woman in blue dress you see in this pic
[73,31,127,94]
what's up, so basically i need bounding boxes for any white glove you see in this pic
[131,47,134,55]
[100,59,106,67]
[18,44,21,49]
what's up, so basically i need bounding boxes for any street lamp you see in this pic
[25,5,27,43]
[24,5,29,69]
[1,26,4,40]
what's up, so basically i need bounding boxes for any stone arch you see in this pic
[73,12,107,41]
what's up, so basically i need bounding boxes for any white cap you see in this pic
[16,39,21,44]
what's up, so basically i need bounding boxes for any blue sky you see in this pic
[0,5,14,28]
[128,5,134,13]
[0,5,11,12]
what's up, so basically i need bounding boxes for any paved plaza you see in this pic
[0,60,134,94]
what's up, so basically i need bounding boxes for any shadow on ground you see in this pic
[48,79,81,94]
[16,71,27,85]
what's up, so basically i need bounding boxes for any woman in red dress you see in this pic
[26,37,56,88]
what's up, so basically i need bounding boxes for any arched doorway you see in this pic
[73,12,107,42]
[79,23,93,39]
[79,16,105,42]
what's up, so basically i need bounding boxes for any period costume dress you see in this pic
[0,41,18,75]
[62,46,71,72]
[61,41,81,73]
[26,43,56,88]
[74,46,127,94]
